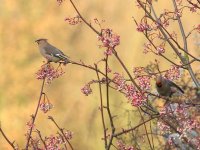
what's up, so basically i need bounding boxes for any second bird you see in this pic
[155,75,184,97]
[35,38,70,64]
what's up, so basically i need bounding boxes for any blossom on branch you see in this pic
[40,102,53,113]
[125,84,147,107]
[137,76,151,90]
[81,83,92,96]
[112,72,126,91]
[136,23,151,32]
[165,65,181,80]
[117,140,135,150]
[36,64,65,84]
[98,28,120,55]
[65,16,82,25]
[64,130,73,140]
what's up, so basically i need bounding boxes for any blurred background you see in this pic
[0,0,199,149]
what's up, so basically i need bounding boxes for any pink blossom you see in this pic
[106,66,112,73]
[165,65,180,80]
[133,67,145,77]
[64,130,73,140]
[137,76,151,90]
[104,48,113,56]
[190,7,197,12]
[174,10,182,18]
[125,84,147,107]
[117,140,135,150]
[40,102,53,113]
[36,64,65,84]
[81,84,92,96]
[45,135,63,150]
[65,16,82,25]
[112,73,126,91]
[157,121,171,134]
[156,46,165,54]
[26,120,35,130]
[98,28,120,54]
[136,23,151,32]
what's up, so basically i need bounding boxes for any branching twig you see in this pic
[0,126,17,150]
[48,116,74,150]
[36,129,47,150]
[113,115,159,137]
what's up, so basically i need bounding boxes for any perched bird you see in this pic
[155,76,184,97]
[35,38,70,64]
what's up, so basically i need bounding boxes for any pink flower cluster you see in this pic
[117,140,135,150]
[125,84,147,107]
[165,65,180,80]
[156,45,165,54]
[157,121,171,134]
[26,119,35,130]
[64,130,73,140]
[45,135,63,150]
[81,84,92,96]
[137,76,151,90]
[40,102,53,113]
[112,72,147,107]
[98,28,120,55]
[65,16,82,25]
[36,64,65,84]
[136,23,151,32]
[133,67,145,77]
[112,72,126,91]
[45,131,73,149]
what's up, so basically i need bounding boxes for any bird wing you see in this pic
[169,80,184,94]
[43,45,70,59]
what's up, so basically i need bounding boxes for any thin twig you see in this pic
[172,0,200,88]
[25,78,46,150]
[0,126,16,150]
[95,64,108,148]
[138,108,153,150]
[113,115,159,137]
[105,56,115,150]
[69,0,101,35]
[36,129,47,150]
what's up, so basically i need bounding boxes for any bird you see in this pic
[155,75,184,97]
[35,38,70,64]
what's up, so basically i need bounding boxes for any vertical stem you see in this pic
[105,56,115,150]
[138,108,153,150]
[172,0,200,88]
[25,78,45,150]
[95,64,108,148]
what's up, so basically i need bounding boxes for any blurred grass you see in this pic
[0,0,199,149]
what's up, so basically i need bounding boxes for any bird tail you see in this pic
[57,54,70,64]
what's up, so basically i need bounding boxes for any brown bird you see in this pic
[156,76,184,97]
[35,38,70,64]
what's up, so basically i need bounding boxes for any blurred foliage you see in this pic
[0,0,199,149]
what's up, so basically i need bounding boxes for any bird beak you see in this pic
[35,40,39,44]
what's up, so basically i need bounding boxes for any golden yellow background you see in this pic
[0,0,199,149]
